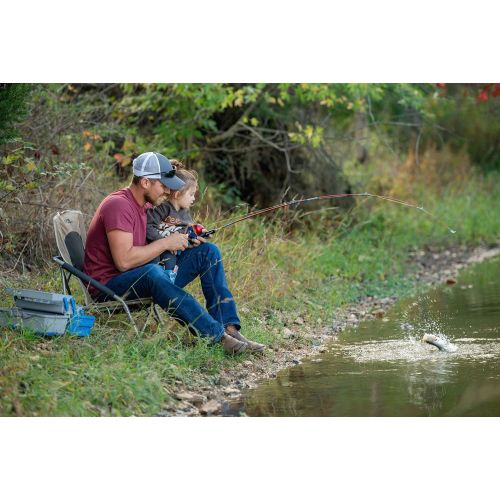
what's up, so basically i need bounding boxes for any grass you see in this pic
[1,173,499,416]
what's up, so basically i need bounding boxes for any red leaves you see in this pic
[478,90,489,102]
[476,83,500,102]
[435,83,500,102]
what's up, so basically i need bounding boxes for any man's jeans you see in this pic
[102,243,240,342]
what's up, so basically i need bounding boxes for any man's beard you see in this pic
[145,192,167,206]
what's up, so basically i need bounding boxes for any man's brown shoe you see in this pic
[226,326,266,352]
[221,333,247,355]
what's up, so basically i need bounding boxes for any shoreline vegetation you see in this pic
[1,83,500,416]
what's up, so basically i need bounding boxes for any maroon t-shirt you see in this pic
[83,188,151,293]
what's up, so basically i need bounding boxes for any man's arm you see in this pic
[107,229,189,272]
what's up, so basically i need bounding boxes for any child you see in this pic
[146,160,199,275]
[146,160,265,352]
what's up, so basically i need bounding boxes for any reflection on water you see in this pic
[238,256,500,416]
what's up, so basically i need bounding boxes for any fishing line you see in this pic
[202,192,456,236]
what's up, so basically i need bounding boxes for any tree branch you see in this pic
[206,85,272,145]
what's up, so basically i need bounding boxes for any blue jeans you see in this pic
[102,243,240,342]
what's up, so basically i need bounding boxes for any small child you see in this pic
[147,159,265,352]
[146,160,199,276]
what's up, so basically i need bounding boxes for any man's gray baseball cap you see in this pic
[132,152,185,190]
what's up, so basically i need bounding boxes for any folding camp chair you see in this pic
[52,210,163,334]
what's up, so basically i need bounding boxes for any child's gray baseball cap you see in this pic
[132,152,185,190]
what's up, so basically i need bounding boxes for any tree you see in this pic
[0,83,32,145]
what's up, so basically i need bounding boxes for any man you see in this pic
[83,151,265,354]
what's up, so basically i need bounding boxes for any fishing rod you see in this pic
[189,192,456,239]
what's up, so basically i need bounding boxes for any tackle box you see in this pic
[6,288,72,315]
[66,312,95,337]
[0,307,70,336]
[1,290,95,337]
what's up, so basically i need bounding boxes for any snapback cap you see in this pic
[132,152,185,190]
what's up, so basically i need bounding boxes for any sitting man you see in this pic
[83,151,264,354]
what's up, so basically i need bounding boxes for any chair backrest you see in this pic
[53,210,93,304]
[53,210,87,269]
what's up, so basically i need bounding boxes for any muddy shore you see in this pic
[159,244,500,417]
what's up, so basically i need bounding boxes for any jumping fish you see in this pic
[422,333,456,352]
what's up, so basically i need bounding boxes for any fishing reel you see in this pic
[186,224,212,244]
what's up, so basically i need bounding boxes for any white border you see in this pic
[1,1,498,82]
[1,418,498,499]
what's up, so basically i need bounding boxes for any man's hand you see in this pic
[163,232,189,252]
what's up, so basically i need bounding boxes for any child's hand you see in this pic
[189,236,207,247]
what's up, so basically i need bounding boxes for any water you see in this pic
[237,256,500,416]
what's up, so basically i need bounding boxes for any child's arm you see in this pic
[146,205,170,242]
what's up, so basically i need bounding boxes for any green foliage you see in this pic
[425,84,500,171]
[46,83,436,206]
[0,84,32,145]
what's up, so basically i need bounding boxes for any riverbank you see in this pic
[1,241,498,417]
[160,243,500,416]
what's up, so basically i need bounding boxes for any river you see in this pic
[233,256,500,416]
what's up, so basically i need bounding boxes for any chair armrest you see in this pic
[52,256,120,301]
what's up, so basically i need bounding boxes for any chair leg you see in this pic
[153,304,164,326]
[115,297,140,335]
[60,268,68,295]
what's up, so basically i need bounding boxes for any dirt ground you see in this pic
[158,244,500,417]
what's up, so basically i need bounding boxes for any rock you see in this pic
[294,316,305,325]
[176,401,196,411]
[243,360,253,368]
[175,392,205,405]
[283,327,295,339]
[223,387,240,396]
[175,391,194,401]
[318,346,327,353]
[200,400,221,416]
[373,309,385,319]
[446,277,457,285]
